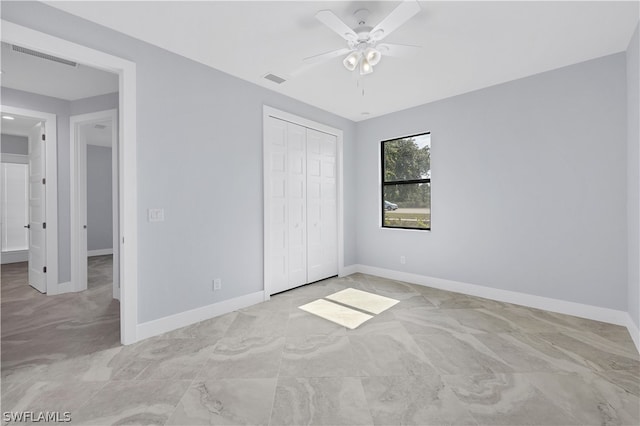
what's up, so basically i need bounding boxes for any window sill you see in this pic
[380,226,431,233]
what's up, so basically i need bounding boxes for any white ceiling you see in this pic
[0,113,41,137]
[0,42,118,101]
[46,1,639,121]
[82,121,113,147]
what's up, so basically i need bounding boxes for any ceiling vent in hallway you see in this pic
[12,44,78,68]
[263,73,286,84]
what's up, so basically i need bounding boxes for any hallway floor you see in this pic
[1,271,638,425]
[1,256,119,377]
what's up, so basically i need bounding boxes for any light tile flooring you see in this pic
[1,268,639,425]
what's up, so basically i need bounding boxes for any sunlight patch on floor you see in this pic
[325,288,399,314]
[298,288,399,329]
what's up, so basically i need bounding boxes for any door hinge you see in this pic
[42,178,46,185]
[43,266,47,273]
[42,134,46,141]
[42,222,46,229]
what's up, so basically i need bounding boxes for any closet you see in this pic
[265,115,338,295]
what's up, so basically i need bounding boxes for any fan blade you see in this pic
[304,47,351,63]
[370,0,421,41]
[315,10,358,41]
[289,48,352,77]
[376,43,421,57]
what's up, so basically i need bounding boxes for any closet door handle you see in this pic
[24,224,30,229]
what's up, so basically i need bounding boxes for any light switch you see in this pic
[148,208,164,222]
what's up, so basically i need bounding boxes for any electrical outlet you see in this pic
[400,256,406,265]
[213,278,222,291]
[148,208,164,222]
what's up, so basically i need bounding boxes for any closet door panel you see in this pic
[287,123,307,288]
[266,118,289,293]
[307,129,338,283]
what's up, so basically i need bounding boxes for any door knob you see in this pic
[83,225,87,229]
[24,224,30,229]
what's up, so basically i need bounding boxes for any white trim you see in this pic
[88,249,113,257]
[340,264,358,277]
[1,105,58,296]
[262,105,345,299]
[70,109,118,296]
[49,281,73,295]
[624,314,640,353]
[1,250,28,264]
[2,20,139,345]
[1,153,28,164]
[137,291,265,341]
[350,264,631,327]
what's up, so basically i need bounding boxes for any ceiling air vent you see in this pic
[263,73,286,84]
[12,45,78,68]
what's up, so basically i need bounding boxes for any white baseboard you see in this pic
[136,291,265,341]
[1,250,28,264]
[46,281,73,295]
[350,263,631,328]
[340,264,358,277]
[88,249,113,257]
[624,314,640,353]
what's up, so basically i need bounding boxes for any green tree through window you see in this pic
[381,133,431,230]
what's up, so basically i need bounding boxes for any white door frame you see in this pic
[262,105,345,299]
[0,105,58,295]
[2,20,139,345]
[70,109,119,298]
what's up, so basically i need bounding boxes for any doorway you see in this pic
[70,109,119,300]
[2,19,138,344]
[0,106,58,294]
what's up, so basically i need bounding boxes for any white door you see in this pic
[266,117,289,294]
[111,120,120,299]
[28,123,46,293]
[266,118,308,294]
[307,129,338,283]
[266,116,338,294]
[287,123,307,288]
[1,163,29,253]
[77,124,88,291]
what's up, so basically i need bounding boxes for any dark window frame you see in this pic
[381,132,431,231]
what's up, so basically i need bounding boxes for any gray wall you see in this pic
[1,1,357,323]
[1,134,28,155]
[0,87,119,282]
[628,24,640,329]
[356,53,628,311]
[86,145,113,251]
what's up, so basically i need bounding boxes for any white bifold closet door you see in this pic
[306,128,337,283]
[266,117,337,295]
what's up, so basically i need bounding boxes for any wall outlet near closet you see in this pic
[400,256,406,265]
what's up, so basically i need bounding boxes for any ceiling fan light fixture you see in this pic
[343,51,360,71]
[359,57,373,75]
[364,47,381,66]
[371,29,385,40]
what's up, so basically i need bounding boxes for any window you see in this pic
[381,133,431,230]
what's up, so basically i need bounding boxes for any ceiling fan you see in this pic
[304,0,422,76]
